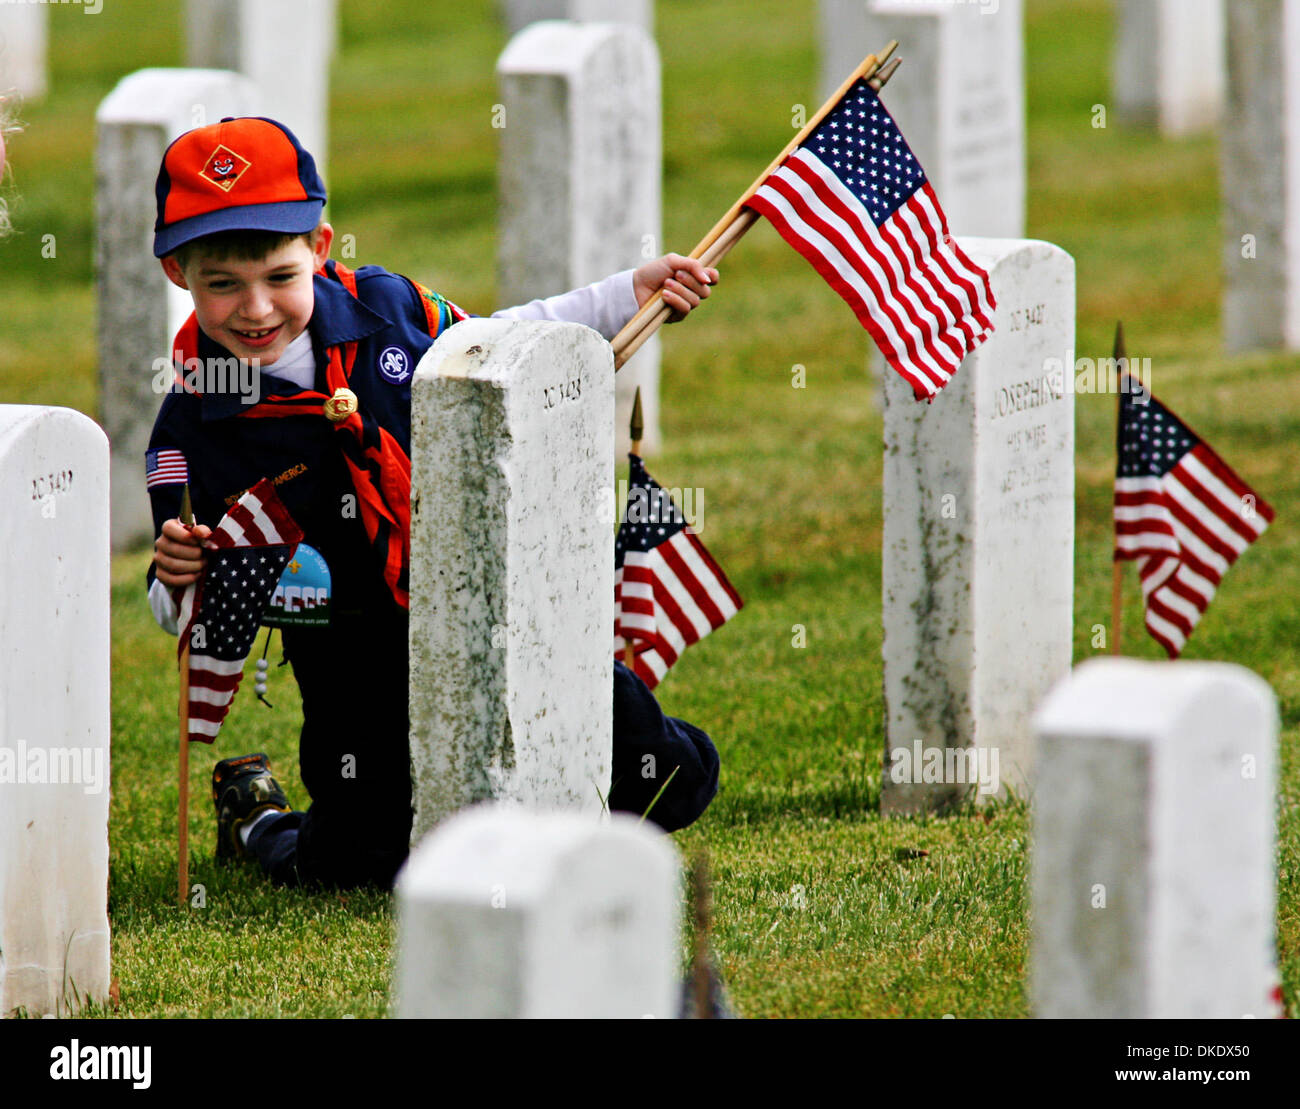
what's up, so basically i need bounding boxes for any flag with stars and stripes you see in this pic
[741,79,995,401]
[176,479,303,742]
[145,446,188,489]
[615,455,742,689]
[1114,384,1273,658]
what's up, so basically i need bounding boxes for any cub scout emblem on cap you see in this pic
[199,144,252,192]
[378,346,412,384]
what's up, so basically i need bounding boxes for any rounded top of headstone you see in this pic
[398,805,678,905]
[1033,657,1277,743]
[0,405,108,462]
[497,18,656,76]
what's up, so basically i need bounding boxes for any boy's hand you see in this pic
[153,517,213,588]
[632,254,719,322]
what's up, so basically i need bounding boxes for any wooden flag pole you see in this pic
[623,387,644,672]
[1111,321,1127,656]
[1110,561,1124,657]
[689,848,714,1018]
[611,45,901,370]
[178,484,194,905]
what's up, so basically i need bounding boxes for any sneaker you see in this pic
[212,752,290,862]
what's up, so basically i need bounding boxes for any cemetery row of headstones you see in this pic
[4,265,1283,1018]
[85,2,1300,548]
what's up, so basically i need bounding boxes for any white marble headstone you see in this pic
[1032,658,1281,1018]
[1113,0,1224,136]
[185,0,336,179]
[1221,0,1300,352]
[881,238,1075,815]
[818,0,1025,239]
[497,19,662,456]
[0,2,47,100]
[395,806,679,1018]
[0,406,111,1018]
[95,67,258,551]
[409,318,614,842]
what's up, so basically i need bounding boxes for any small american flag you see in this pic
[177,480,303,742]
[146,447,189,489]
[1114,385,1273,658]
[615,455,742,689]
[742,79,995,401]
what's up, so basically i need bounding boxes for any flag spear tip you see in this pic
[629,386,644,447]
[869,57,902,91]
[179,483,194,527]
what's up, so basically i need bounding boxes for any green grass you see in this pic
[2,0,1296,1018]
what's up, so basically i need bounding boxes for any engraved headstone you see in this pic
[395,806,679,1018]
[881,238,1074,815]
[1113,0,1224,135]
[1032,658,1281,1018]
[95,68,257,551]
[502,0,653,35]
[1221,0,1300,352]
[818,0,1025,238]
[0,2,47,100]
[185,0,335,178]
[0,406,111,1018]
[408,319,614,842]
[497,19,662,456]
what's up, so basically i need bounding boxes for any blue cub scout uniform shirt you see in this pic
[145,263,454,614]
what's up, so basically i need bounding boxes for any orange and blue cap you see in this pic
[153,116,325,257]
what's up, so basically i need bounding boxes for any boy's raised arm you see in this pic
[491,253,717,341]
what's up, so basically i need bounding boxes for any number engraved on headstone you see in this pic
[1007,303,1046,333]
[31,469,74,501]
[541,376,583,411]
[1001,458,1052,495]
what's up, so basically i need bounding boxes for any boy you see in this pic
[147,116,721,889]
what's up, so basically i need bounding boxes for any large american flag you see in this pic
[1114,386,1273,658]
[742,79,995,401]
[177,479,303,742]
[614,455,742,689]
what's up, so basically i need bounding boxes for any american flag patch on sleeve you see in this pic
[146,447,189,489]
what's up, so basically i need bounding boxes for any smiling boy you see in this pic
[146,116,721,888]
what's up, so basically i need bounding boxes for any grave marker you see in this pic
[408,318,614,843]
[818,0,1025,238]
[395,807,679,1018]
[1032,658,1280,1018]
[185,0,335,177]
[95,68,257,551]
[0,2,47,100]
[0,406,111,1019]
[880,238,1074,815]
[1222,0,1300,352]
[1113,0,1224,136]
[498,19,662,456]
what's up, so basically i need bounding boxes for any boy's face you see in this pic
[161,224,333,366]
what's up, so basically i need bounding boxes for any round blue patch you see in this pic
[378,345,412,384]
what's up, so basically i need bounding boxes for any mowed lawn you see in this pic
[1,0,1295,1018]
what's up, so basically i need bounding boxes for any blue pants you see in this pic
[246,608,719,889]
